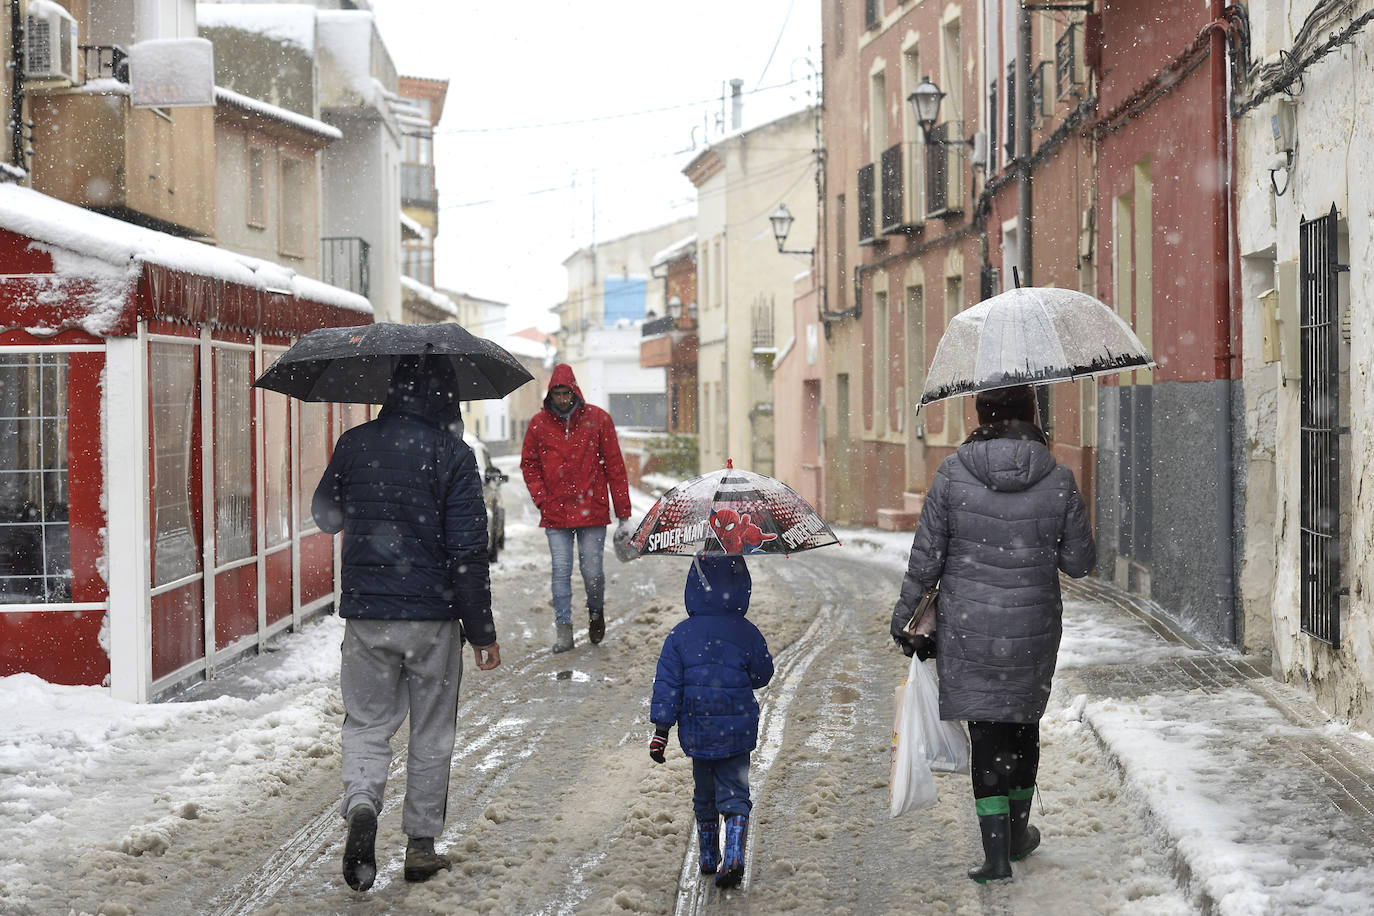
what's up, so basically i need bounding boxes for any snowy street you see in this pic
[3,462,1371,914]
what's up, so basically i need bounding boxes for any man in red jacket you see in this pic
[521,364,632,652]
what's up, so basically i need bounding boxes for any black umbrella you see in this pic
[252,322,534,403]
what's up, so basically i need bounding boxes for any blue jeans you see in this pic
[691,753,753,822]
[546,526,606,625]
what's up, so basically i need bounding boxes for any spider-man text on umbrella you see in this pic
[626,461,840,558]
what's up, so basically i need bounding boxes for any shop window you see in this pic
[262,350,291,549]
[0,352,70,603]
[297,400,330,533]
[150,342,201,586]
[214,347,254,565]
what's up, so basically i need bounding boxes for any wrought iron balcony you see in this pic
[321,236,371,297]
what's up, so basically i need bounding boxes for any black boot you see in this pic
[967,810,1013,883]
[342,803,378,891]
[1009,790,1040,861]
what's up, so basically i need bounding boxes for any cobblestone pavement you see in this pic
[1059,576,1374,912]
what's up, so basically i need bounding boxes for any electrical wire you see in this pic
[436,78,807,135]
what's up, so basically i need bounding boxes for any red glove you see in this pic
[649,727,669,763]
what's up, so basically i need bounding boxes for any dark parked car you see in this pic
[464,434,507,562]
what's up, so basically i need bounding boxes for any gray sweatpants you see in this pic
[339,618,464,839]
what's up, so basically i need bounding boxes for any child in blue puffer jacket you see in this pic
[648,554,774,888]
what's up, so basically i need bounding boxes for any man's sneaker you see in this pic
[404,836,453,883]
[342,804,378,892]
[588,609,605,645]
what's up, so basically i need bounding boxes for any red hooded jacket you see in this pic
[521,364,632,528]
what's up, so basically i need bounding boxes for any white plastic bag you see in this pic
[909,657,970,774]
[889,656,938,816]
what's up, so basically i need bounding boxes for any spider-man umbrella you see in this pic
[626,460,840,558]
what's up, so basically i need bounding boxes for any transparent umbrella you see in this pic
[917,286,1154,410]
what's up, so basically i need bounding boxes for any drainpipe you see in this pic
[1016,7,1032,288]
[1211,0,1238,645]
[9,0,23,170]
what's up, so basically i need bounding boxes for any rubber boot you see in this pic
[588,608,605,645]
[342,803,378,892]
[551,622,574,653]
[1009,788,1040,862]
[697,818,720,875]
[715,814,747,888]
[968,797,1013,883]
[404,836,452,883]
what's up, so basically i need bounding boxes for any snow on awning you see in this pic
[650,234,697,269]
[0,184,371,338]
[215,87,342,143]
[400,275,457,317]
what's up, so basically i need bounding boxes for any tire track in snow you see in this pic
[205,613,631,915]
[672,599,840,916]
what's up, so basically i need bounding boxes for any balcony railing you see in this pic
[80,45,128,81]
[641,314,676,337]
[751,304,774,350]
[321,236,371,297]
[925,122,964,217]
[401,163,437,208]
[857,163,876,244]
[881,143,904,232]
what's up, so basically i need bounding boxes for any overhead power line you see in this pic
[436,78,807,135]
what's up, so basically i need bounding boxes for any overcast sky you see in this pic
[370,0,821,333]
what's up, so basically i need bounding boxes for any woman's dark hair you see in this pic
[974,384,1037,425]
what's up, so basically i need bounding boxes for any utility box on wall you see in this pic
[1275,260,1300,383]
[1258,287,1280,363]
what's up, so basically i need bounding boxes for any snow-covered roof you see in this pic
[502,334,551,359]
[400,275,458,317]
[317,11,394,116]
[0,184,370,336]
[650,234,697,269]
[215,87,342,141]
[196,3,317,53]
[399,212,428,242]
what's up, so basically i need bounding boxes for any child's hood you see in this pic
[684,555,752,617]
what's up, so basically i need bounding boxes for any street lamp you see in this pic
[907,76,976,149]
[769,203,813,255]
[667,295,683,320]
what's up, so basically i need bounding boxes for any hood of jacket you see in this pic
[380,355,464,437]
[956,426,1057,493]
[543,363,585,413]
[684,555,752,617]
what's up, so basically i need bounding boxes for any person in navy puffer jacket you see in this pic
[313,355,500,893]
[649,554,773,889]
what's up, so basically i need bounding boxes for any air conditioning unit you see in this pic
[25,0,79,85]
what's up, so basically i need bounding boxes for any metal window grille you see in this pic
[857,164,876,242]
[1055,24,1080,99]
[988,80,999,172]
[1299,204,1344,647]
[880,143,904,231]
[1005,64,1016,159]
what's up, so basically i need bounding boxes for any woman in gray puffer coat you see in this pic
[890,384,1095,884]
